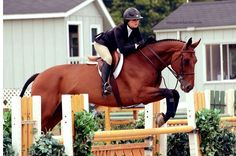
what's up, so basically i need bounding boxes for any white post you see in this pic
[225,89,235,116]
[144,103,153,156]
[159,99,167,156]
[186,91,200,156]
[204,90,211,109]
[145,103,153,129]
[144,99,167,156]
[32,96,41,142]
[61,95,74,156]
[11,96,22,156]
[81,94,89,112]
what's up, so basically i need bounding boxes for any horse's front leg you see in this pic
[136,87,180,127]
[156,89,180,127]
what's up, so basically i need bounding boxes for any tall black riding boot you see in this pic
[101,62,112,96]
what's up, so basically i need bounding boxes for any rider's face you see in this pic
[128,19,140,29]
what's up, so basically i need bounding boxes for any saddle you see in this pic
[87,51,124,79]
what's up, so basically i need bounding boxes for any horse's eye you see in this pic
[183,59,190,66]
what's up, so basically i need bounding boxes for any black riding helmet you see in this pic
[123,7,143,24]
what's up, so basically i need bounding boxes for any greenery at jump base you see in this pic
[29,132,66,156]
[167,109,236,156]
[3,111,14,155]
[4,108,236,156]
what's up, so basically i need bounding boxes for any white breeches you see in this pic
[94,42,112,65]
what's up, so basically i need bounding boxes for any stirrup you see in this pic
[102,82,112,96]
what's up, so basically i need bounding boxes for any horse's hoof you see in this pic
[156,113,166,127]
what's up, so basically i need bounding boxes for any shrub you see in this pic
[196,109,236,156]
[29,132,66,156]
[167,109,236,155]
[3,133,15,155]
[167,133,189,156]
[3,110,15,155]
[73,111,99,156]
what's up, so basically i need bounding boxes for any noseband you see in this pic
[138,45,195,85]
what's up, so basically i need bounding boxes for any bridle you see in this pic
[138,44,195,89]
[171,50,195,78]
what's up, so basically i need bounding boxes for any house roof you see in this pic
[153,0,236,31]
[4,0,85,14]
[3,0,115,27]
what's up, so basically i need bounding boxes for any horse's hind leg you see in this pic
[43,102,62,132]
[40,94,61,132]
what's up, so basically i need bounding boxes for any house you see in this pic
[3,0,115,103]
[153,0,236,111]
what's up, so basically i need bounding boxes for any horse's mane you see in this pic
[144,36,186,46]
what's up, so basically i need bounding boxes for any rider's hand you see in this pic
[136,40,145,49]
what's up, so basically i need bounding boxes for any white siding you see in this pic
[156,32,178,40]
[3,18,67,88]
[3,22,14,87]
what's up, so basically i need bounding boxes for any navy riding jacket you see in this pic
[94,23,143,55]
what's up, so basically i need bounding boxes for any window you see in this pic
[91,28,97,56]
[223,44,236,79]
[90,25,100,56]
[69,25,79,57]
[205,43,236,81]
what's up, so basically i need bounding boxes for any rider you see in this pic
[94,7,145,96]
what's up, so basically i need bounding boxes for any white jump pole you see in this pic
[61,95,74,156]
[225,89,235,116]
[11,96,22,155]
[204,90,211,109]
[144,99,167,156]
[32,96,41,142]
[186,91,201,156]
[144,103,154,156]
[61,94,89,156]
[159,100,167,156]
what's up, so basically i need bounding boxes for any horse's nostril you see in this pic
[186,85,192,91]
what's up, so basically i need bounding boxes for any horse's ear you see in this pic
[191,39,201,49]
[185,38,192,49]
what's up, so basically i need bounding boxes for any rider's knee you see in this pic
[103,55,112,65]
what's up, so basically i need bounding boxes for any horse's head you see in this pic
[171,38,201,92]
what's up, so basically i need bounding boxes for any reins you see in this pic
[138,45,181,89]
[146,45,180,80]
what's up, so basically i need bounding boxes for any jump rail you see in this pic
[94,126,194,141]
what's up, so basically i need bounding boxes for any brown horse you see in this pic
[20,37,200,131]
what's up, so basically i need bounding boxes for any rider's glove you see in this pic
[136,40,145,49]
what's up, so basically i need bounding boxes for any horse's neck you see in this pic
[150,44,181,70]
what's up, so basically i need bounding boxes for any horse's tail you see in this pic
[20,73,39,97]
